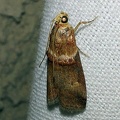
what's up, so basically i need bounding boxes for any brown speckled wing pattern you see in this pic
[47,52,86,112]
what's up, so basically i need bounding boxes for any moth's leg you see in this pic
[77,47,89,58]
[74,17,97,32]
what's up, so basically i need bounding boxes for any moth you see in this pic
[40,11,96,112]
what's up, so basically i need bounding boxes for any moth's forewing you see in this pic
[59,52,86,112]
[47,59,59,105]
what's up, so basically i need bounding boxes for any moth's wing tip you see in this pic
[47,98,59,105]
[47,98,59,110]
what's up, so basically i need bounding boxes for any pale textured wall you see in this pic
[28,0,120,120]
[0,0,44,120]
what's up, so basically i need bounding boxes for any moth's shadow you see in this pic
[60,107,86,116]
[47,103,59,111]
[47,103,86,116]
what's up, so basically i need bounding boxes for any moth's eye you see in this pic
[61,16,68,23]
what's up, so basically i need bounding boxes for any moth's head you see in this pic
[53,11,68,24]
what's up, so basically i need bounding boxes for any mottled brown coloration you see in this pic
[46,11,95,112]
[47,23,78,65]
[47,52,86,112]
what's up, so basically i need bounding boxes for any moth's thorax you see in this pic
[47,23,78,65]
